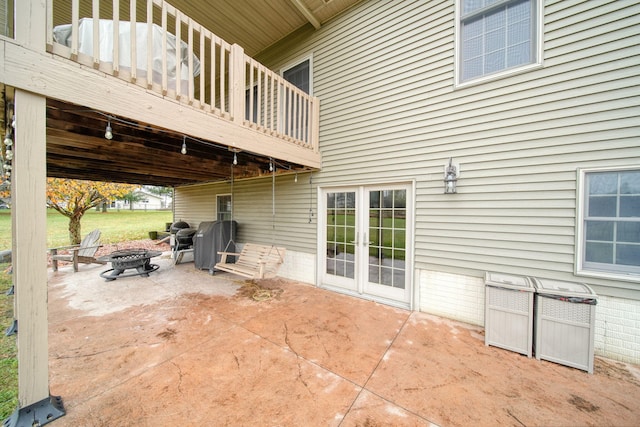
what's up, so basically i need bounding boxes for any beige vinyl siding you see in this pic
[175,172,316,253]
[172,183,221,228]
[250,0,640,296]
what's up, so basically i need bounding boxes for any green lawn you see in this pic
[326,213,407,259]
[0,209,173,420]
[0,264,17,420]
[0,209,173,249]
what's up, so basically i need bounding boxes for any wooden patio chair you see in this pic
[50,229,105,272]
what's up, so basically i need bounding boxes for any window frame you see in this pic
[454,0,544,87]
[216,193,232,222]
[279,54,313,141]
[576,166,640,283]
[280,54,313,96]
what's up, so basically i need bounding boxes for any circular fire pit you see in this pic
[98,249,162,281]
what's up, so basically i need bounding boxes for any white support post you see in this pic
[13,89,49,407]
[8,2,65,424]
[8,90,65,426]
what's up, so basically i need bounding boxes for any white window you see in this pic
[217,194,232,221]
[457,0,541,84]
[578,168,640,280]
[282,58,311,95]
[281,56,312,141]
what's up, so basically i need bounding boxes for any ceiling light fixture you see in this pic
[181,136,187,155]
[104,119,113,140]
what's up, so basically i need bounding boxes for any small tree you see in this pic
[47,178,137,244]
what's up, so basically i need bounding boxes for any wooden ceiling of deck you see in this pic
[169,0,361,56]
[51,0,362,57]
[45,98,306,187]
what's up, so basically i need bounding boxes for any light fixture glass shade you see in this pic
[444,158,458,194]
[181,140,187,155]
[105,122,113,140]
[444,173,457,193]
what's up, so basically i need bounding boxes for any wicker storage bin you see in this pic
[484,272,535,357]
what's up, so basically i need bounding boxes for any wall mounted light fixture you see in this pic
[444,157,458,194]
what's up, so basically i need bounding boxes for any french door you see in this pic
[320,183,413,307]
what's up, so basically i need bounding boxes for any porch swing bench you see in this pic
[215,243,286,280]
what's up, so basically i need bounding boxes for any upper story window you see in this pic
[578,168,640,280]
[457,0,541,84]
[281,56,312,141]
[282,58,311,94]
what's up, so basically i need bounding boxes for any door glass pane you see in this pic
[367,189,406,288]
[325,192,355,279]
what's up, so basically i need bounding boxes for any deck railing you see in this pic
[45,0,319,152]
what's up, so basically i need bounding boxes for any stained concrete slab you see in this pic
[46,255,640,426]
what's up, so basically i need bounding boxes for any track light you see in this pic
[181,136,187,155]
[105,120,113,140]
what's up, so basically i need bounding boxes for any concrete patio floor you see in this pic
[46,253,640,426]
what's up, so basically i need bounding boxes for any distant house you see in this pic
[113,189,172,210]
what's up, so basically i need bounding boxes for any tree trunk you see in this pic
[69,216,82,245]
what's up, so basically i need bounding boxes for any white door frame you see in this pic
[317,181,415,309]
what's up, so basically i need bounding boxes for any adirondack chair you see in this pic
[50,229,105,272]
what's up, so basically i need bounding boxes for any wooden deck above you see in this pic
[1,0,322,187]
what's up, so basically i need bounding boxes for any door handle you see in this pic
[350,232,359,245]
[364,233,374,246]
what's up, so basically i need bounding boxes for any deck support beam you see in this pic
[6,1,66,426]
[289,0,321,29]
